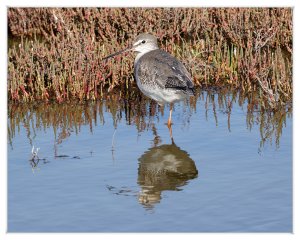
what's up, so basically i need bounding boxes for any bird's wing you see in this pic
[137,50,194,92]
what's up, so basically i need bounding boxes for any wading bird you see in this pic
[102,33,195,140]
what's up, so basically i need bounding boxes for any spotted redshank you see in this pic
[103,33,195,138]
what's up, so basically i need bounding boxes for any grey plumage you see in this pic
[102,33,195,131]
[135,49,195,97]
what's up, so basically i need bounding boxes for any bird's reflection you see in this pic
[137,131,198,209]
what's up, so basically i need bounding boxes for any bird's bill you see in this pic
[102,46,133,61]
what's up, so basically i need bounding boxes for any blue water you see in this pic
[7,91,292,232]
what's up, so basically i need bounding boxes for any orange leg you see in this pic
[167,104,173,128]
[167,104,174,143]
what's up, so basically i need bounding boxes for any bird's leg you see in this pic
[168,124,174,144]
[167,103,174,143]
[167,103,173,128]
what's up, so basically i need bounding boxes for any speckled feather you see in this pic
[135,49,195,96]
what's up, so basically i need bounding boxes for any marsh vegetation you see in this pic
[8,8,292,108]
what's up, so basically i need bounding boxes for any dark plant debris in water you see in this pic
[8,8,292,109]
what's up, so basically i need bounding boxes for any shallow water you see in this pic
[7,90,292,232]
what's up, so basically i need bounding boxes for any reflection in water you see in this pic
[137,142,198,209]
[8,88,292,152]
[106,133,198,210]
[8,89,292,231]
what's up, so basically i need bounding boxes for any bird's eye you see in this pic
[141,40,146,44]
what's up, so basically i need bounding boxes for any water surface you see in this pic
[8,89,292,232]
